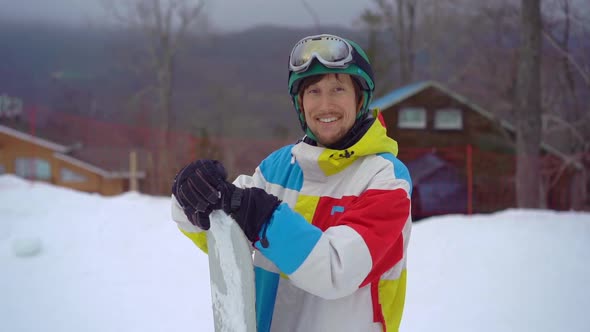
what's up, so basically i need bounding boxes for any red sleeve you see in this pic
[338,188,410,287]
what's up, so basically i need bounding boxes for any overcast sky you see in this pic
[0,0,374,31]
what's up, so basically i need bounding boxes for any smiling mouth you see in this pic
[318,117,338,123]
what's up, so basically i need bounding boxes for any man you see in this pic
[171,34,412,332]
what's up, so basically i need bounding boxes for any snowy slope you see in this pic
[1,174,589,332]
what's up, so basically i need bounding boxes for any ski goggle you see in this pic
[289,34,355,73]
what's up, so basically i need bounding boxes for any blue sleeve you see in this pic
[254,203,322,275]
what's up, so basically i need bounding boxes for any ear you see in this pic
[298,94,306,118]
[357,94,365,113]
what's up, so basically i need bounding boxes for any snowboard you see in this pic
[207,210,257,332]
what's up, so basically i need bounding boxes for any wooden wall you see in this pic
[380,86,574,212]
[0,131,126,195]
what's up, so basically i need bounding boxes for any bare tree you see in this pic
[361,0,418,86]
[394,0,418,84]
[103,0,206,193]
[357,0,588,208]
[460,0,589,209]
[359,9,396,95]
[300,0,322,33]
[515,0,543,208]
[540,0,590,209]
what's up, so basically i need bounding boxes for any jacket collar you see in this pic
[292,110,398,177]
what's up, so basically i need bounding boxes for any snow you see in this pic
[404,211,590,331]
[1,174,589,332]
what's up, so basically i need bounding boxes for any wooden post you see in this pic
[147,152,155,194]
[129,150,138,192]
[29,105,37,182]
[466,144,473,215]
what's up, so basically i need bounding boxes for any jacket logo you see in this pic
[329,149,355,160]
[330,205,345,215]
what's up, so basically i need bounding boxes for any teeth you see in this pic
[319,117,337,123]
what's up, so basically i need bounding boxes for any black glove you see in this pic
[172,160,281,247]
[172,160,228,230]
[228,186,281,248]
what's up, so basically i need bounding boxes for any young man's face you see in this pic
[301,74,359,147]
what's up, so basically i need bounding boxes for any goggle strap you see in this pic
[351,49,374,90]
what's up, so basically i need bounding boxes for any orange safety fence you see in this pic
[5,108,589,214]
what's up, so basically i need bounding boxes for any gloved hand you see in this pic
[228,186,281,247]
[172,160,228,230]
[172,160,281,247]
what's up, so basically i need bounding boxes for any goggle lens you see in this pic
[289,35,353,71]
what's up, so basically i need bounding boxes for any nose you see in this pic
[317,92,334,110]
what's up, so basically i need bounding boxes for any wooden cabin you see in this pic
[370,81,583,216]
[0,124,145,196]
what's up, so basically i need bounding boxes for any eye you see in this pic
[306,88,319,94]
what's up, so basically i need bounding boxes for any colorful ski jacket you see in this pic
[172,112,412,332]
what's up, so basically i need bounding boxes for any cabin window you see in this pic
[15,158,51,180]
[61,167,87,183]
[398,107,427,129]
[434,108,463,130]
